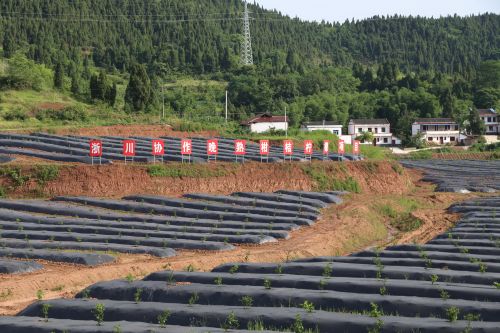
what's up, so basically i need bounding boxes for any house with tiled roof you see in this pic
[478,109,498,134]
[412,118,460,145]
[241,113,288,133]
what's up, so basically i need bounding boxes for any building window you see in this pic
[358,128,363,133]
[368,128,372,132]
[333,130,339,135]
[381,127,386,133]
[488,117,492,122]
[450,136,455,141]
[376,138,380,142]
[455,125,459,130]
[445,125,450,130]
[383,138,388,143]
[423,125,428,131]
[434,125,438,131]
[428,137,433,141]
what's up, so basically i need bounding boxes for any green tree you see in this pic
[474,88,500,109]
[53,63,64,89]
[356,131,375,144]
[125,63,152,112]
[467,108,486,135]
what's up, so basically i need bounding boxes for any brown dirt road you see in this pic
[0,161,485,315]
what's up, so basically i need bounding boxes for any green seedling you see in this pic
[229,264,239,274]
[41,303,51,322]
[430,274,439,285]
[134,288,142,304]
[240,295,253,308]
[264,278,272,290]
[188,292,199,306]
[157,309,170,328]
[36,289,44,301]
[93,303,105,326]
[214,277,223,286]
[446,306,460,322]
[302,300,314,313]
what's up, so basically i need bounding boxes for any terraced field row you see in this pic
[0,133,360,164]
[0,191,341,273]
[1,197,498,332]
[401,159,500,193]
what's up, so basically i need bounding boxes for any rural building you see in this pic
[300,121,343,135]
[412,118,460,145]
[348,119,397,146]
[241,113,288,133]
[478,109,499,134]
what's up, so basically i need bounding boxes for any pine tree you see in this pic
[54,63,64,89]
[70,72,80,95]
[106,83,117,107]
[125,63,152,112]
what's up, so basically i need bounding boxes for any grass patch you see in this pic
[375,198,423,232]
[302,164,361,193]
[147,164,232,178]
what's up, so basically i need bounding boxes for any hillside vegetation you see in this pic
[0,1,499,144]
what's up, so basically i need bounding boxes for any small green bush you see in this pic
[3,108,28,121]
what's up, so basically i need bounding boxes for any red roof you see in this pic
[241,114,288,125]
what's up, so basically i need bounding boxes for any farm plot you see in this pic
[3,197,498,332]
[0,259,42,274]
[401,159,500,192]
[0,190,338,269]
[0,132,359,164]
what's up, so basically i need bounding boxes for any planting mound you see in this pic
[9,197,500,332]
[0,154,14,163]
[0,190,339,265]
[0,259,43,274]
[401,159,500,192]
[0,132,361,164]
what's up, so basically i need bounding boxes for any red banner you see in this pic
[259,140,270,155]
[338,140,345,155]
[207,139,218,155]
[89,140,102,157]
[181,140,192,155]
[234,140,246,156]
[353,140,361,155]
[123,140,136,157]
[304,140,314,155]
[283,140,294,155]
[323,140,330,155]
[152,140,164,156]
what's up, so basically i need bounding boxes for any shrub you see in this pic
[157,309,170,328]
[3,108,28,121]
[214,277,223,286]
[35,105,89,122]
[221,311,239,331]
[36,289,44,301]
[302,300,315,313]
[134,288,142,303]
[41,303,51,322]
[446,306,460,322]
[229,264,239,274]
[188,292,199,306]
[240,295,253,308]
[35,165,59,185]
[93,303,105,326]
[263,278,272,290]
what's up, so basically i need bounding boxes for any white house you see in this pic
[348,119,397,146]
[241,113,288,133]
[412,118,460,145]
[478,109,499,135]
[300,121,343,136]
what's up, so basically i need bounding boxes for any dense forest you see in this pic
[0,0,499,142]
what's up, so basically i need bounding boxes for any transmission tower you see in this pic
[241,1,253,66]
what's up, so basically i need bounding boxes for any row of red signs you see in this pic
[89,139,361,157]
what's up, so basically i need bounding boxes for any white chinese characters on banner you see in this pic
[207,140,218,155]
[234,140,246,155]
[323,140,330,155]
[283,140,294,155]
[181,140,192,155]
[90,141,102,157]
[123,140,136,156]
[304,140,313,155]
[152,140,164,155]
[259,140,270,155]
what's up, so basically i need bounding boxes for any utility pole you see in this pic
[161,84,165,121]
[241,1,254,66]
[285,106,288,138]
[225,90,228,123]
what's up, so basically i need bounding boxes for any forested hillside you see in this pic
[0,0,499,143]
